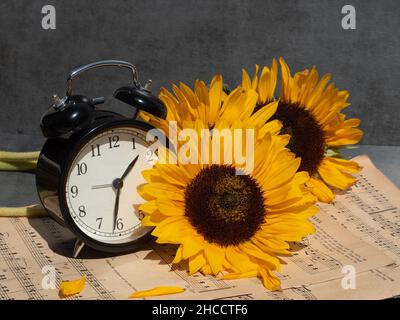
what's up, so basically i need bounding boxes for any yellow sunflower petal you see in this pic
[154,164,191,186]
[156,200,185,216]
[263,157,301,191]
[251,64,260,90]
[152,217,188,243]
[318,159,356,190]
[59,277,86,298]
[326,128,363,146]
[239,243,279,269]
[194,80,209,106]
[242,68,252,90]
[138,200,158,214]
[222,270,258,280]
[172,245,184,264]
[188,252,207,275]
[139,182,184,202]
[306,177,335,203]
[279,57,293,101]
[182,236,204,260]
[201,264,213,275]
[262,219,315,239]
[259,119,282,138]
[208,74,223,126]
[225,246,258,273]
[179,81,199,107]
[258,268,281,291]
[142,214,164,226]
[267,193,316,213]
[204,244,225,275]
[343,117,361,128]
[129,286,185,298]
[257,59,278,104]
[243,100,279,128]
[254,234,290,253]
[323,157,361,174]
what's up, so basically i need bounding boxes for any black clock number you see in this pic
[78,205,86,218]
[116,218,124,231]
[132,138,136,149]
[77,162,87,176]
[108,135,120,148]
[96,217,103,229]
[70,185,78,198]
[91,144,101,157]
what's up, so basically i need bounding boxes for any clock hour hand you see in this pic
[120,155,139,181]
[91,183,113,190]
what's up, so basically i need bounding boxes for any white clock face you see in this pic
[65,126,157,245]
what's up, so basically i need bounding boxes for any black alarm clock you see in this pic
[36,60,167,257]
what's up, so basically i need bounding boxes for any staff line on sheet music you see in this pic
[367,207,398,215]
[323,203,400,258]
[38,218,115,300]
[10,218,79,300]
[66,258,115,300]
[0,236,44,300]
[153,244,232,293]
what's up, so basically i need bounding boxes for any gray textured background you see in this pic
[0,0,399,148]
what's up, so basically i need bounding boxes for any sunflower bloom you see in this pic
[141,74,282,138]
[138,117,317,290]
[242,58,363,203]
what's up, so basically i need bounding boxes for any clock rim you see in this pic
[58,119,163,253]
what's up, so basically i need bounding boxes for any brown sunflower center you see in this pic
[270,101,325,174]
[184,165,265,246]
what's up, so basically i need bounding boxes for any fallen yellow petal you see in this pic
[221,270,258,280]
[59,277,86,298]
[129,286,185,298]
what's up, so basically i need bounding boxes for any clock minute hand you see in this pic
[112,186,121,232]
[112,155,139,232]
[120,155,140,181]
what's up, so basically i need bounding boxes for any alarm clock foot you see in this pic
[72,239,85,258]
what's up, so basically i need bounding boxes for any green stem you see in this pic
[0,160,37,171]
[0,151,40,161]
[0,204,47,217]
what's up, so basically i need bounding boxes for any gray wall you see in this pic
[0,0,399,146]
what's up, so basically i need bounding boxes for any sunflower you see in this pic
[138,116,317,290]
[242,58,363,203]
[140,74,282,138]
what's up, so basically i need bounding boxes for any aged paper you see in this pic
[0,155,399,300]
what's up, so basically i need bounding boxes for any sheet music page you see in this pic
[0,155,399,300]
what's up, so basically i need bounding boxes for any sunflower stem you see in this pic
[0,160,37,172]
[0,204,47,217]
[0,151,40,161]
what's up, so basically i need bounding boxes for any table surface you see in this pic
[0,137,399,207]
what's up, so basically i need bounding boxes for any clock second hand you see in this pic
[112,155,140,232]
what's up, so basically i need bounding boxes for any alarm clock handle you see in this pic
[92,97,105,105]
[66,60,140,97]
